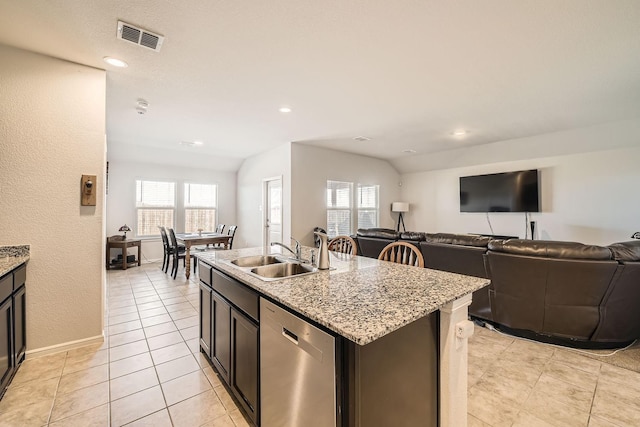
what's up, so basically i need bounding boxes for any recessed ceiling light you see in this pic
[402,149,417,154]
[103,56,128,68]
[353,136,371,142]
[279,107,292,113]
[452,129,468,137]
[179,141,204,147]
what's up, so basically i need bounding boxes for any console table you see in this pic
[106,236,141,270]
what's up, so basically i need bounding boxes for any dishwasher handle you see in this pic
[282,327,299,345]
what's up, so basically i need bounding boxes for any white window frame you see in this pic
[135,179,176,237]
[356,184,380,230]
[326,180,380,238]
[184,182,218,233]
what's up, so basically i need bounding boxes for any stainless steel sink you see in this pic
[231,255,284,268]
[250,262,317,281]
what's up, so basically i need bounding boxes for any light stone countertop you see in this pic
[195,246,489,345]
[0,245,30,277]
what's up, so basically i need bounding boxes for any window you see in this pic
[184,183,218,233]
[326,180,352,238]
[136,180,175,237]
[357,184,379,230]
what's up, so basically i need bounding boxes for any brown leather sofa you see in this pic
[354,228,640,348]
[355,228,399,258]
[485,239,640,348]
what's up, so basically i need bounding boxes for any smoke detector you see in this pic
[117,21,164,52]
[353,136,371,142]
[136,99,149,115]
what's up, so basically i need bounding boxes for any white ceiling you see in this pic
[1,1,639,172]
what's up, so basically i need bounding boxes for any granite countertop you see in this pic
[196,246,488,345]
[0,245,30,277]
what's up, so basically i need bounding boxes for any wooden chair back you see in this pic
[378,241,424,268]
[328,235,358,255]
[159,226,169,249]
[167,228,180,254]
[215,224,226,234]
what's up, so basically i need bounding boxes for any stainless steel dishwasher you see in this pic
[260,298,336,427]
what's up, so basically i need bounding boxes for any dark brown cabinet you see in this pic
[199,282,212,355]
[0,297,13,395]
[198,263,259,426]
[0,264,27,399]
[230,307,259,424]
[211,291,231,382]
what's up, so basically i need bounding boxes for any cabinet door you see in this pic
[199,283,212,356]
[0,298,13,393]
[13,286,26,365]
[230,308,259,425]
[212,291,231,382]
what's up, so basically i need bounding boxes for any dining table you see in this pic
[175,232,232,279]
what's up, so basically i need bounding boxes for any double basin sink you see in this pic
[229,255,317,281]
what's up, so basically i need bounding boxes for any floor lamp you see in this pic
[392,202,409,232]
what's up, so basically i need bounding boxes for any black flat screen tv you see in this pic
[460,169,540,213]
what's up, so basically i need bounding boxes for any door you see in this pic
[199,283,212,356]
[230,307,259,425]
[264,177,282,246]
[0,298,13,393]
[211,291,231,382]
[13,286,26,364]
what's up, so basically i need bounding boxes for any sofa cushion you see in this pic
[488,239,612,260]
[608,241,640,262]
[425,233,491,247]
[356,228,399,239]
[399,231,426,241]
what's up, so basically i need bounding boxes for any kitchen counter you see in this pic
[197,246,489,426]
[0,245,30,277]
[195,246,487,345]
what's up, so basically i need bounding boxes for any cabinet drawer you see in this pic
[0,274,11,304]
[199,262,212,286]
[212,268,258,322]
[13,265,26,290]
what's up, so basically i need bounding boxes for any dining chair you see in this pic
[167,227,195,279]
[378,241,424,268]
[159,226,170,272]
[328,235,358,255]
[215,224,226,234]
[227,225,237,249]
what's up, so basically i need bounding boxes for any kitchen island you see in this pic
[196,246,488,427]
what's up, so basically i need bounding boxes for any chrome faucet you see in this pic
[271,237,303,261]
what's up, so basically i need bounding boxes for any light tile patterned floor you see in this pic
[1,261,640,426]
[0,262,249,426]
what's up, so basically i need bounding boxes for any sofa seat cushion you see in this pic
[608,240,640,262]
[488,239,612,260]
[356,228,399,239]
[425,233,491,247]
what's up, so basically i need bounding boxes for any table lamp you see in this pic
[391,202,409,232]
[119,224,131,239]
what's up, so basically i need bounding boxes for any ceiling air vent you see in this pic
[117,21,164,52]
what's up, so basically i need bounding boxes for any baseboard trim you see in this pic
[25,333,105,359]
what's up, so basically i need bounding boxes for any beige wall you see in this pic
[0,45,106,351]
[236,143,292,248]
[291,144,402,246]
[105,160,237,261]
[400,143,640,245]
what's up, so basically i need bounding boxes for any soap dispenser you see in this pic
[314,231,331,270]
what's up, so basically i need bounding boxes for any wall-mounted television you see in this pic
[460,169,540,213]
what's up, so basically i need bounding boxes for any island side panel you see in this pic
[344,312,438,426]
[439,293,473,427]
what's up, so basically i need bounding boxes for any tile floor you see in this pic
[1,261,639,426]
